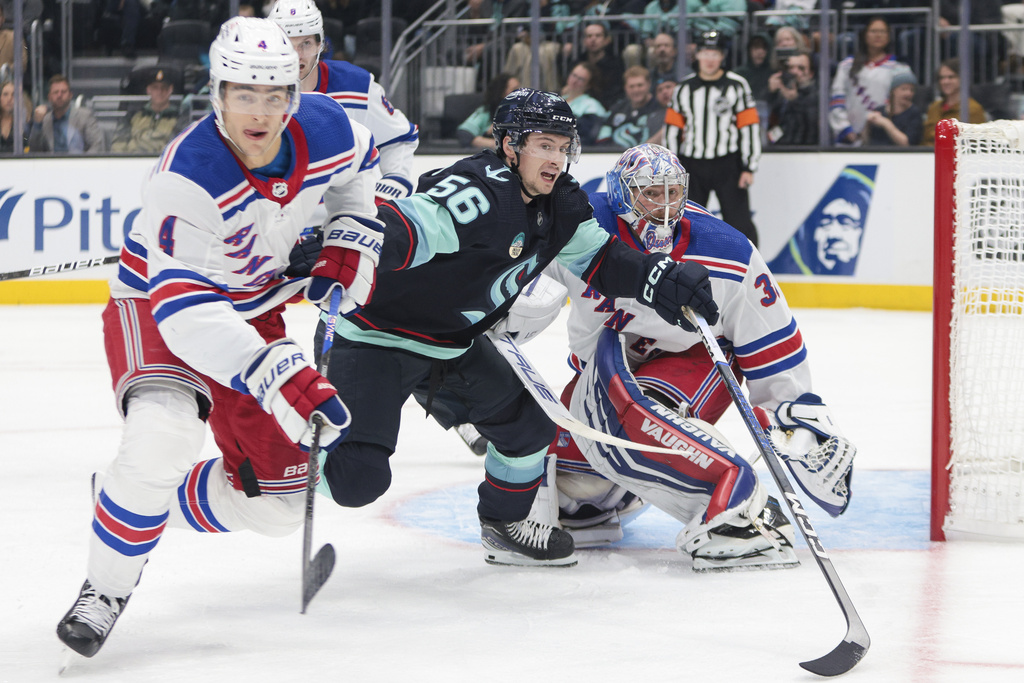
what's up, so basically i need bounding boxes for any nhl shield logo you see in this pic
[509,232,525,258]
[272,181,288,198]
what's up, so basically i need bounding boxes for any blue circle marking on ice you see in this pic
[390,470,931,551]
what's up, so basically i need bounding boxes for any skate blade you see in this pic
[692,558,801,574]
[484,550,578,568]
[58,646,77,676]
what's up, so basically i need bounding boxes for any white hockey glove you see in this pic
[374,175,413,205]
[491,273,568,344]
[307,214,384,316]
[767,393,856,517]
[235,339,351,453]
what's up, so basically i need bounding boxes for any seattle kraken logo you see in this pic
[0,188,25,241]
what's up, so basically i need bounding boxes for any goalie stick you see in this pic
[682,308,869,677]
[301,289,341,614]
[487,331,706,457]
[0,255,119,281]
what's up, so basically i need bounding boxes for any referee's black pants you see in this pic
[680,152,759,247]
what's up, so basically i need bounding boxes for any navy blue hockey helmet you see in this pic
[492,88,581,163]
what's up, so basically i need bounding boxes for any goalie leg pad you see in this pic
[569,328,764,532]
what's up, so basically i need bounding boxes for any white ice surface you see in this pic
[2,304,1024,682]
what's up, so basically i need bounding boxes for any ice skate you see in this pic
[455,423,488,456]
[682,497,800,573]
[56,580,129,658]
[480,516,577,567]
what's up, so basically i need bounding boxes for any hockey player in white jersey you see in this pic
[269,0,419,204]
[56,17,383,659]
[539,144,858,571]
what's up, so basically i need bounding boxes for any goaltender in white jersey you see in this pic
[521,144,858,571]
[56,17,384,661]
[269,0,419,203]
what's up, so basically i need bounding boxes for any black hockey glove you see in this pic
[284,234,323,278]
[637,255,719,332]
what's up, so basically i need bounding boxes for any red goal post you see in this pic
[933,118,1024,542]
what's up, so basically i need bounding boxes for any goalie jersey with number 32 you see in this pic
[544,148,856,546]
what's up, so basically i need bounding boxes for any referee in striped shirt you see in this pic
[665,31,761,246]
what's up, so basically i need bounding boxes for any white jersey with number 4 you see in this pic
[110,92,382,388]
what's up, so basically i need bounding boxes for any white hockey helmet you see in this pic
[268,0,324,42]
[209,17,301,142]
[606,144,689,253]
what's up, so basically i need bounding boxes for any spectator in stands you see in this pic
[921,58,987,146]
[938,0,1005,82]
[110,67,190,154]
[503,23,562,93]
[29,75,105,154]
[563,1,647,68]
[829,16,913,145]
[771,25,810,67]
[1,78,30,154]
[735,33,772,101]
[561,60,608,144]
[766,49,818,146]
[566,20,625,110]
[596,66,663,149]
[646,32,678,91]
[0,4,29,76]
[645,74,676,146]
[456,72,520,148]
[862,70,922,146]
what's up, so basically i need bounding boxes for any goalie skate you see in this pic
[480,517,577,567]
[682,497,800,573]
[56,580,129,658]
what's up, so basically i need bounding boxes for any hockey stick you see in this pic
[300,289,341,614]
[0,255,119,281]
[682,309,869,677]
[486,331,694,457]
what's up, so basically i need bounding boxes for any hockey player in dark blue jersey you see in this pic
[309,88,720,567]
[269,0,419,204]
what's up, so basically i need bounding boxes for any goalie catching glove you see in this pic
[306,214,385,316]
[757,393,856,517]
[235,339,351,452]
[637,255,719,332]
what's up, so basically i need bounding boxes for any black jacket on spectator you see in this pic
[767,79,819,146]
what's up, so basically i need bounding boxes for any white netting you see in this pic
[946,120,1024,540]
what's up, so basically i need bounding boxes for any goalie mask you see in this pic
[607,144,689,253]
[209,17,301,158]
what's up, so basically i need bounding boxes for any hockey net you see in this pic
[933,119,1024,541]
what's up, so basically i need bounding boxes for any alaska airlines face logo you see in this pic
[767,165,877,276]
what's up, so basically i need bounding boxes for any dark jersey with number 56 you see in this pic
[334,149,650,358]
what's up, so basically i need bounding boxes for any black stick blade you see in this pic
[301,543,336,613]
[799,637,870,677]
